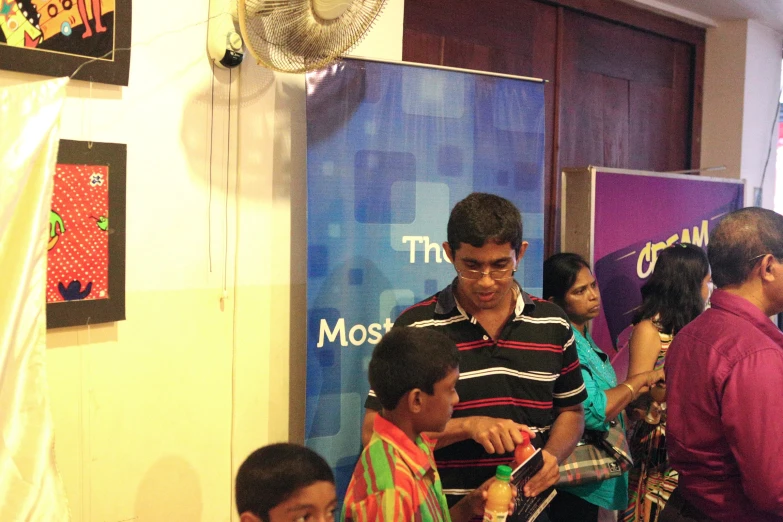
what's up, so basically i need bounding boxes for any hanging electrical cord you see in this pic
[69,15,226,80]
[757,86,783,205]
[223,67,233,300]
[208,62,216,273]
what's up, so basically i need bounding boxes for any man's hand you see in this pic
[522,449,559,497]
[463,416,536,454]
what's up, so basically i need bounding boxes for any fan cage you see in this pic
[237,0,386,73]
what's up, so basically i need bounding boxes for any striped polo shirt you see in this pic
[365,279,587,504]
[342,414,451,522]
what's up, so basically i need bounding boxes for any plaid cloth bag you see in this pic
[556,420,633,486]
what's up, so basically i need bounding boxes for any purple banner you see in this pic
[590,171,744,353]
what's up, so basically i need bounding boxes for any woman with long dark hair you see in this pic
[622,243,711,522]
[543,253,664,522]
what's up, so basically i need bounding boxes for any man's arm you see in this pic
[362,408,534,453]
[723,349,783,516]
[519,320,586,496]
[426,416,536,452]
[522,404,584,497]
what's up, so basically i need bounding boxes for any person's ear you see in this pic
[760,255,776,281]
[442,242,455,264]
[516,241,529,265]
[407,388,424,414]
[240,512,263,522]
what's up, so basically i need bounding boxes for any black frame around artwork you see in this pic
[0,0,132,86]
[47,140,126,329]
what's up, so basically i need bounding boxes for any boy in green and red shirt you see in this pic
[342,327,509,522]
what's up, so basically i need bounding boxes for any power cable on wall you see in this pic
[224,67,232,298]
[230,77,240,522]
[225,65,242,522]
[757,86,782,206]
[204,57,241,522]
[65,9,245,519]
[208,62,216,273]
[69,15,225,80]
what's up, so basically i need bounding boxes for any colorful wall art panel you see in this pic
[47,139,126,328]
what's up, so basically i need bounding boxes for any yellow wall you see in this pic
[1,0,403,520]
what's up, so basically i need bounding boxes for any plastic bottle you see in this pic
[483,465,513,522]
[513,432,536,467]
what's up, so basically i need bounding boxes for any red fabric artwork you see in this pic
[47,163,109,303]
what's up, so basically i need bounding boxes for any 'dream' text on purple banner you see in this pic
[590,171,743,355]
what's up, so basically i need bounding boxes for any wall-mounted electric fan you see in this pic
[208,0,387,72]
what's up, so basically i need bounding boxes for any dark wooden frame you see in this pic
[47,140,126,329]
[549,2,704,252]
[403,0,705,256]
[546,0,705,169]
[0,0,132,85]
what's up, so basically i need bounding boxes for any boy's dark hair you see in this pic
[369,327,460,411]
[447,193,523,254]
[709,207,783,287]
[633,243,710,335]
[235,443,334,520]
[543,253,592,305]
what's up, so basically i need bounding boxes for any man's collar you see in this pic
[516,286,536,316]
[710,288,783,340]
[434,277,536,317]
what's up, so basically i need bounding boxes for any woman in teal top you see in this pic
[543,253,664,522]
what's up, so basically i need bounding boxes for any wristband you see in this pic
[621,382,636,401]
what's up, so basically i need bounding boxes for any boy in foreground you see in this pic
[236,443,337,522]
[343,327,512,522]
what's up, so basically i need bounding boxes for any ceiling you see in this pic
[618,0,783,33]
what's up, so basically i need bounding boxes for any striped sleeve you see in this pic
[553,326,588,407]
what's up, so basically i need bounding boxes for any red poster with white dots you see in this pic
[47,163,109,303]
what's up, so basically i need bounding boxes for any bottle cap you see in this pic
[495,464,512,482]
[520,432,530,446]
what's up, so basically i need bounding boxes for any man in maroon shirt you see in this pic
[663,207,783,522]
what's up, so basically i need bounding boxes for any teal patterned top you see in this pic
[559,326,629,510]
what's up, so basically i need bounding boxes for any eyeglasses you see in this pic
[457,269,516,281]
[748,253,775,264]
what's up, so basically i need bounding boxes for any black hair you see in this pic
[633,243,709,334]
[369,327,460,411]
[447,193,523,254]
[543,252,592,305]
[235,443,334,520]
[709,207,783,287]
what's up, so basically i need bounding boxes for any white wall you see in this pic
[701,19,782,208]
[741,20,782,209]
[1,0,403,520]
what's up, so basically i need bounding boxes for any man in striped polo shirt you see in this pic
[362,193,587,516]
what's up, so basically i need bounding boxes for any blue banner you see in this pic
[305,58,546,497]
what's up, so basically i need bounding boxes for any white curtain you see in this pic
[0,77,70,521]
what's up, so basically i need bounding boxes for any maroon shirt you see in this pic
[666,289,783,521]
